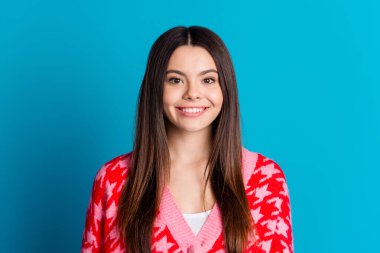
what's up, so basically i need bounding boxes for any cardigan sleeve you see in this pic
[81,165,107,253]
[264,160,293,253]
[247,154,294,253]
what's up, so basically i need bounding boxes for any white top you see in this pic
[182,209,212,235]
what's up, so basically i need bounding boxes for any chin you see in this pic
[178,124,212,133]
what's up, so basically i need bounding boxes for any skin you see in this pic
[163,45,223,214]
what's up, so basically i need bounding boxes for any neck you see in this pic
[166,125,212,165]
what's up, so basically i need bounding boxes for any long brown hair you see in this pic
[117,26,254,253]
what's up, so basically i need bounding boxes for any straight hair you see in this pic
[117,26,255,253]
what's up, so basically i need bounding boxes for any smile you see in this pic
[176,107,209,117]
[178,107,207,113]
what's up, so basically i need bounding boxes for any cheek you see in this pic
[209,88,224,107]
[163,88,175,106]
[163,87,181,116]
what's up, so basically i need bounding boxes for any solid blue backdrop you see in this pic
[1,0,379,252]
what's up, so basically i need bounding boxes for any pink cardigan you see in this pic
[81,147,293,252]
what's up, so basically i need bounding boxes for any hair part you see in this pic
[117,26,255,253]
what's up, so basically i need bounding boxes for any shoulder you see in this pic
[91,151,133,197]
[241,147,290,203]
[242,146,288,187]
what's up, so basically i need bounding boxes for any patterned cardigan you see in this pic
[81,147,293,252]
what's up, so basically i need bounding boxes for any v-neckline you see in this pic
[160,185,223,252]
[157,148,258,252]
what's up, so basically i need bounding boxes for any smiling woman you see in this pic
[81,26,293,253]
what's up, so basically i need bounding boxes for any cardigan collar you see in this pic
[155,147,258,252]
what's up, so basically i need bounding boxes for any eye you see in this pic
[203,77,216,84]
[168,78,183,84]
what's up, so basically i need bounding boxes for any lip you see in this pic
[175,107,209,118]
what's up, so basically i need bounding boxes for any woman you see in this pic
[81,26,293,253]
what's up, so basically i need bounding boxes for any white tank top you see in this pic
[182,209,212,235]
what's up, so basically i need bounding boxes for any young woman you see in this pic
[81,26,293,253]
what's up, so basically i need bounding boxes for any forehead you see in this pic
[166,45,217,72]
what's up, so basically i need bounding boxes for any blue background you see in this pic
[1,0,379,252]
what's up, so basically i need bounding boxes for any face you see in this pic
[163,45,223,134]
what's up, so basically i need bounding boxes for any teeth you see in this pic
[180,107,205,113]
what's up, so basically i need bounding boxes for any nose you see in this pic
[183,81,201,101]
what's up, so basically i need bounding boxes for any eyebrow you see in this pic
[165,69,218,76]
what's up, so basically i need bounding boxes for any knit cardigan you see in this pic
[81,147,293,253]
